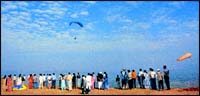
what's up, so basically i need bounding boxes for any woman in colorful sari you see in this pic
[7,75,12,92]
[28,74,33,89]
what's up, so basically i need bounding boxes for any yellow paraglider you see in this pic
[177,52,192,62]
[13,84,27,90]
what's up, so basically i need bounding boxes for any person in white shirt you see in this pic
[48,74,52,89]
[52,73,56,89]
[86,73,92,93]
[38,74,43,89]
[157,69,164,90]
[143,70,150,89]
[16,74,22,89]
[149,68,157,90]
[139,69,144,88]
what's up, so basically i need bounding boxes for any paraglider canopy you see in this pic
[69,21,83,27]
[177,52,192,62]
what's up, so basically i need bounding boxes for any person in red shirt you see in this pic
[28,74,34,89]
[7,75,13,92]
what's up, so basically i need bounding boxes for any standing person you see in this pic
[121,69,127,90]
[65,74,68,88]
[132,70,137,88]
[15,74,22,89]
[61,74,66,91]
[81,75,84,89]
[139,69,144,89]
[22,74,26,85]
[137,72,140,88]
[1,75,7,91]
[33,74,38,89]
[48,74,52,89]
[149,68,157,90]
[81,75,87,94]
[59,74,62,89]
[97,73,99,89]
[103,72,109,90]
[102,72,106,89]
[13,74,17,87]
[77,72,81,88]
[128,70,133,89]
[163,65,170,90]
[28,74,33,89]
[91,73,95,89]
[67,72,72,91]
[116,75,120,89]
[86,73,92,93]
[72,73,76,89]
[143,70,150,89]
[38,74,43,89]
[46,74,48,88]
[92,72,96,89]
[52,73,56,89]
[42,74,46,88]
[7,75,13,92]
[97,72,103,90]
[157,69,164,91]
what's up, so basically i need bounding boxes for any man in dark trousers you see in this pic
[163,65,170,90]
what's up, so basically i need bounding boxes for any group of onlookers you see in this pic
[1,65,170,94]
[116,65,170,91]
[1,71,109,94]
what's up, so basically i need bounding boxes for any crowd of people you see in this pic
[1,65,170,94]
[116,65,170,91]
[1,71,109,94]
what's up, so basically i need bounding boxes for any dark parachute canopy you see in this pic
[69,21,83,27]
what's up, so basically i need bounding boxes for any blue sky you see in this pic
[1,1,199,76]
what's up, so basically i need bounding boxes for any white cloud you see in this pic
[106,15,121,23]
[168,1,185,9]
[20,12,30,17]
[83,1,96,4]
[36,20,49,26]
[32,3,67,19]
[80,11,89,16]
[2,2,17,11]
[125,1,142,7]
[10,11,18,15]
[184,20,199,29]
[138,22,150,30]
[17,1,28,7]
[70,13,78,18]
[121,18,133,23]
